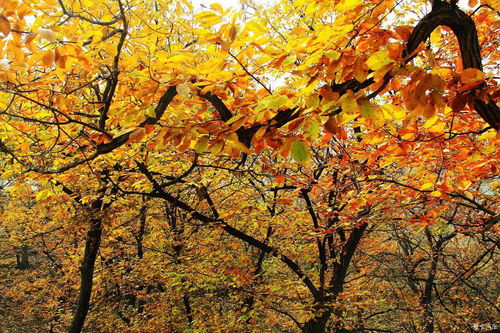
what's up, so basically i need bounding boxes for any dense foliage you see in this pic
[0,0,498,332]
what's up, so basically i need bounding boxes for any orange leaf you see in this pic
[127,127,146,144]
[468,0,478,7]
[42,50,55,67]
[275,174,285,184]
[0,16,11,37]
[324,116,338,134]
[460,68,484,84]
[229,24,237,43]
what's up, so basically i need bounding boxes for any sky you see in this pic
[191,0,243,9]
[190,0,475,10]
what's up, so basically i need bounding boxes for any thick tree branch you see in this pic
[404,0,499,129]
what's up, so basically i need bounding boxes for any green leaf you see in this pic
[358,99,374,119]
[145,107,156,119]
[194,136,209,153]
[290,139,310,164]
[341,94,358,114]
[303,118,320,140]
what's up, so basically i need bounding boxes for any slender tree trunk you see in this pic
[68,218,102,333]
[182,293,193,325]
[16,245,30,269]
[136,205,147,259]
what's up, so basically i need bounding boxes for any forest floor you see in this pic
[0,252,48,333]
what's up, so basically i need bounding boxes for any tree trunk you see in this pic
[136,205,147,259]
[16,245,29,269]
[302,311,331,333]
[68,218,102,333]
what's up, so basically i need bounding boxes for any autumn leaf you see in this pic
[177,82,195,98]
[41,50,55,67]
[255,95,289,112]
[0,16,11,37]
[38,28,57,42]
[290,139,310,163]
[194,136,209,153]
[275,174,285,184]
[459,68,485,84]
[366,50,394,71]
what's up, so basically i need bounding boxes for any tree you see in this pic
[0,0,498,332]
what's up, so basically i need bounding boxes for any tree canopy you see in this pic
[0,0,498,332]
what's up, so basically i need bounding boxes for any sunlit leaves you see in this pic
[366,50,394,71]
[255,95,289,112]
[38,28,56,42]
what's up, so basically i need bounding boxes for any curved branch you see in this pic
[136,161,322,301]
[21,86,178,174]
[404,1,499,129]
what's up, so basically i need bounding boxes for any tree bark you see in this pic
[68,218,103,333]
[16,245,30,269]
[302,310,331,333]
[136,204,147,259]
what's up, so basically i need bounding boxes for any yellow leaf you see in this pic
[197,58,225,74]
[255,95,289,112]
[424,115,438,128]
[206,71,233,82]
[166,54,192,63]
[430,28,441,46]
[210,3,223,12]
[303,118,320,140]
[341,94,358,114]
[427,121,446,133]
[366,50,394,71]
[338,0,362,11]
[305,95,319,109]
[457,179,472,191]
[36,189,52,201]
[380,104,405,120]
[195,11,222,27]
[421,182,434,191]
[430,190,442,197]
[245,20,267,36]
[338,112,358,125]
[226,114,245,126]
